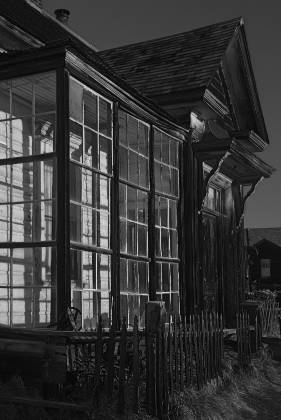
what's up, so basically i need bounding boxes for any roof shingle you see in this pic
[98,18,242,98]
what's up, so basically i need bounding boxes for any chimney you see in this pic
[55,9,70,25]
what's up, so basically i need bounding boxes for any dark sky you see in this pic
[45,0,281,228]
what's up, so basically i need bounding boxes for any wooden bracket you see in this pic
[233,177,263,230]
[200,151,230,212]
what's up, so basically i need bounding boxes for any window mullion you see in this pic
[112,101,120,327]
[148,125,156,301]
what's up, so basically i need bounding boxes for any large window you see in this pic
[154,128,180,314]
[119,111,150,327]
[69,77,112,329]
[0,70,183,329]
[0,72,57,327]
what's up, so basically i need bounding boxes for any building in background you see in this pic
[0,0,274,329]
[246,228,281,290]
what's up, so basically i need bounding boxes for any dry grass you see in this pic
[170,350,281,420]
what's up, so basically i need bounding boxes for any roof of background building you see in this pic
[98,17,242,98]
[247,228,281,248]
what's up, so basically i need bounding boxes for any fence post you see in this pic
[133,316,140,414]
[118,317,127,414]
[145,301,166,417]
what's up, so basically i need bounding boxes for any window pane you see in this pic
[161,228,169,257]
[128,295,139,327]
[127,187,137,221]
[139,156,148,188]
[0,247,57,327]
[97,254,110,290]
[82,206,96,246]
[128,259,137,292]
[0,73,56,158]
[99,135,112,174]
[35,114,55,154]
[138,225,147,256]
[138,191,147,223]
[160,197,168,227]
[0,120,10,159]
[119,146,128,180]
[98,211,109,248]
[120,220,127,253]
[119,111,127,146]
[120,294,128,320]
[71,249,111,330]
[139,262,148,293]
[70,120,83,162]
[127,115,138,151]
[170,230,178,258]
[128,150,138,184]
[85,128,98,168]
[99,98,112,138]
[84,90,97,130]
[11,77,33,117]
[70,163,82,203]
[70,202,81,242]
[70,78,83,123]
[120,258,127,292]
[0,81,10,120]
[171,264,179,291]
[169,200,177,229]
[170,141,178,167]
[82,251,94,289]
[70,248,82,289]
[162,137,169,164]
[119,183,126,218]
[10,117,32,157]
[0,204,10,242]
[127,221,137,255]
[139,123,149,156]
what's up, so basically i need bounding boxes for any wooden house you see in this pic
[0,0,274,330]
[247,228,281,290]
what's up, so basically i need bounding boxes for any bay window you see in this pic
[0,64,183,330]
[0,71,57,327]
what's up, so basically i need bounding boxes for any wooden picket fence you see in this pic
[65,311,224,417]
[146,312,224,417]
[236,312,251,368]
[258,298,281,337]
[66,316,143,414]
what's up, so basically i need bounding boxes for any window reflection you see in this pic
[0,72,56,159]
[69,77,113,175]
[69,78,112,326]
[0,247,56,327]
[118,111,150,327]
[71,249,111,329]
[154,128,179,197]
[69,163,110,248]
[154,128,180,315]
[120,258,148,328]
[0,160,55,243]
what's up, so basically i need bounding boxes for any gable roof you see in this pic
[98,17,242,99]
[247,228,281,248]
